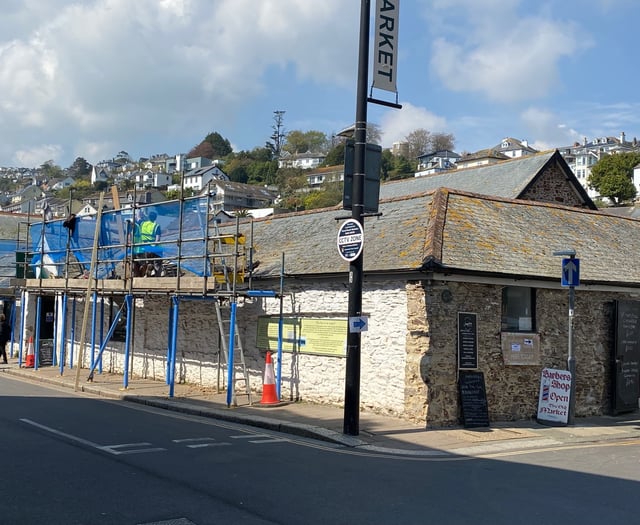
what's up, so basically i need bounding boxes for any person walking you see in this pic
[0,313,11,364]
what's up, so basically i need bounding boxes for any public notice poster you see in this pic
[537,367,571,425]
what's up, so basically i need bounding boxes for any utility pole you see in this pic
[343,0,370,436]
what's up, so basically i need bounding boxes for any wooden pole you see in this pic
[74,193,104,391]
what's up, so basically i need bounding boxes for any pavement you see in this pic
[2,358,640,458]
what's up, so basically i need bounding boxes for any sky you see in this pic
[0,0,639,168]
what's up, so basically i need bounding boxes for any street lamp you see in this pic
[553,248,577,424]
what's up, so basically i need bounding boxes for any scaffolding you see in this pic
[14,190,285,407]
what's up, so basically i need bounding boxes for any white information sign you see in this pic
[373,0,399,93]
[537,367,571,425]
[337,219,364,262]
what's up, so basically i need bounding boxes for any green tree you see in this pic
[380,149,394,180]
[588,152,640,205]
[322,142,346,166]
[204,131,232,157]
[303,184,343,209]
[68,157,92,178]
[188,131,233,159]
[40,160,63,180]
[283,130,329,154]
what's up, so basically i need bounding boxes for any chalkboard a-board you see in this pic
[459,371,490,428]
[38,340,54,367]
[613,300,640,414]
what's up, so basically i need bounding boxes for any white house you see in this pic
[183,165,229,192]
[278,151,326,170]
[135,170,172,189]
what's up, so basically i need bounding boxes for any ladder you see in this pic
[214,298,252,405]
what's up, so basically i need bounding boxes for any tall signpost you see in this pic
[343,1,370,436]
[343,0,400,436]
[553,248,579,424]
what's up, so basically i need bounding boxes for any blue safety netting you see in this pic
[30,196,213,279]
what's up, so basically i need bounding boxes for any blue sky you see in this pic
[0,0,638,168]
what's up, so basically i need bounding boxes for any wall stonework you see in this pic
[417,281,624,427]
[521,162,585,207]
[56,276,629,427]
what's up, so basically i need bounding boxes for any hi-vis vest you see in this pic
[139,220,159,250]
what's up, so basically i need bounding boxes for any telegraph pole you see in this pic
[343,0,370,436]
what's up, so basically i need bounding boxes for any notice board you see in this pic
[458,371,490,428]
[458,312,478,369]
[256,316,347,357]
[501,332,541,366]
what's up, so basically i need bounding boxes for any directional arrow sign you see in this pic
[561,258,580,287]
[349,316,368,333]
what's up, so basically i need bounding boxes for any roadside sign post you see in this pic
[554,249,579,424]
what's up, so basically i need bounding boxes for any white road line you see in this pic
[187,442,232,448]
[105,446,167,455]
[230,433,289,444]
[20,418,166,455]
[107,442,154,449]
[172,437,216,443]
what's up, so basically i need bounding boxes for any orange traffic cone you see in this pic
[260,352,279,405]
[25,336,35,368]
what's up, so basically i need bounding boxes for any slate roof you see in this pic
[379,150,592,205]
[227,188,640,288]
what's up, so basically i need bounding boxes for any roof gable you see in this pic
[379,150,595,209]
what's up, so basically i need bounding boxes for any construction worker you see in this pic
[130,209,146,277]
[139,210,163,276]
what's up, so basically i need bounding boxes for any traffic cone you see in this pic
[260,352,279,405]
[25,336,35,368]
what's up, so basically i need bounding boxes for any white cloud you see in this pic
[0,0,357,166]
[519,107,582,150]
[379,103,448,148]
[429,2,591,102]
[14,144,63,168]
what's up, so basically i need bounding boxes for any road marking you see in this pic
[230,433,288,444]
[104,443,167,455]
[172,437,231,448]
[20,419,166,455]
[186,442,231,448]
[172,437,217,443]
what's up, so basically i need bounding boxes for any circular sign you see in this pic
[337,219,364,262]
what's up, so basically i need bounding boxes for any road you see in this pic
[1,374,638,525]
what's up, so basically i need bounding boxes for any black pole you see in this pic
[343,0,370,436]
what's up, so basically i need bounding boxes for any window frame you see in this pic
[501,286,536,332]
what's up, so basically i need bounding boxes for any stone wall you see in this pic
[521,161,586,207]
[59,280,410,417]
[417,280,623,427]
[52,275,628,426]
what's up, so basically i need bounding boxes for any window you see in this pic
[501,286,535,332]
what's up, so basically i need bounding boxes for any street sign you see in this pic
[561,258,580,287]
[337,219,364,262]
[349,316,368,333]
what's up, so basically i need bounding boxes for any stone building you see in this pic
[18,151,640,427]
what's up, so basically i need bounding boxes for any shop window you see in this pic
[501,286,535,332]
